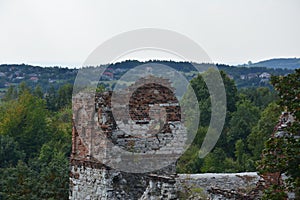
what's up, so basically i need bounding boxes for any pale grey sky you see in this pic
[0,0,299,68]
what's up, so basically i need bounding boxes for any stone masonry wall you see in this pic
[176,173,263,200]
[70,160,150,200]
[70,77,180,199]
[70,164,264,200]
[70,76,268,200]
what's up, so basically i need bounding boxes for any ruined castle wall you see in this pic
[69,160,179,200]
[175,172,262,199]
[70,160,149,200]
[70,77,267,200]
[70,167,263,200]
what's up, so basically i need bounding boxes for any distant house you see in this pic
[240,75,246,80]
[259,72,271,79]
[103,72,114,80]
[247,73,258,79]
[0,72,6,77]
[30,76,39,82]
[16,76,25,80]
[48,78,56,83]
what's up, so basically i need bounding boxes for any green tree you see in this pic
[177,126,207,173]
[0,135,25,168]
[247,102,281,160]
[34,145,69,199]
[234,139,252,171]
[259,69,300,199]
[46,85,57,111]
[226,99,260,156]
[57,84,73,110]
[3,85,18,102]
[33,85,43,99]
[0,105,71,199]
[190,70,237,127]
[0,161,39,200]
[177,69,238,173]
[96,84,106,93]
[201,148,226,172]
[18,81,31,96]
[0,151,69,200]
[239,87,278,109]
[176,145,204,174]
[0,91,49,160]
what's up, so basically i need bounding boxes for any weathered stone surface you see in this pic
[70,161,148,200]
[140,174,177,200]
[70,77,269,200]
[176,173,263,200]
[70,165,266,200]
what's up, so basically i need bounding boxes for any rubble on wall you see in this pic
[140,174,177,200]
[69,160,179,200]
[176,173,263,200]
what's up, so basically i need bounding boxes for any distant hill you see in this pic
[0,60,295,99]
[242,58,300,69]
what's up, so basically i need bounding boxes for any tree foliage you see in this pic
[259,69,300,199]
[0,90,49,160]
[0,135,25,168]
[247,102,281,160]
[177,69,282,175]
[0,83,71,199]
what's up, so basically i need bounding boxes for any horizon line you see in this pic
[0,57,299,69]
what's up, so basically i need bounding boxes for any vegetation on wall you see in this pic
[258,69,300,199]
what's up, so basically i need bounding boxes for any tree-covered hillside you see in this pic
[0,60,295,100]
[241,58,300,70]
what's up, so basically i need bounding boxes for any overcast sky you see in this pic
[0,0,299,68]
